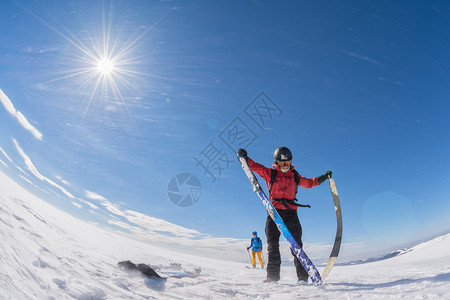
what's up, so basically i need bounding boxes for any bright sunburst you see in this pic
[30,3,170,124]
[22,1,176,126]
[96,58,115,76]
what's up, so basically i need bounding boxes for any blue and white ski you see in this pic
[237,156,322,286]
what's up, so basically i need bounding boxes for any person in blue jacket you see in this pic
[247,231,264,269]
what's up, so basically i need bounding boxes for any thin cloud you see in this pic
[340,50,386,67]
[78,199,99,210]
[101,202,127,217]
[71,201,82,209]
[55,175,71,186]
[84,190,108,201]
[13,139,74,199]
[0,146,14,163]
[0,89,43,140]
[84,189,210,239]
[108,219,135,230]
[0,159,7,168]
[124,209,202,237]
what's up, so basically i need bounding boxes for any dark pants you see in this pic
[265,209,308,281]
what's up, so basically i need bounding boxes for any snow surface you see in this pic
[1,170,450,299]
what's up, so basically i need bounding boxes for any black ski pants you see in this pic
[265,208,308,281]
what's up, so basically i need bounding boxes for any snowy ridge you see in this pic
[335,248,413,266]
[408,233,450,252]
[337,233,450,267]
[1,169,450,299]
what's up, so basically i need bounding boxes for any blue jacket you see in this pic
[249,236,263,252]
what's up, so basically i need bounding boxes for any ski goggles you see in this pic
[278,160,291,167]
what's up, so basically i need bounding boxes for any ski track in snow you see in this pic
[1,170,450,299]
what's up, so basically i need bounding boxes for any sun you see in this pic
[35,2,175,123]
[25,0,179,126]
[96,57,115,76]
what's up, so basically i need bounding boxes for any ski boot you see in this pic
[297,277,308,285]
[263,277,279,283]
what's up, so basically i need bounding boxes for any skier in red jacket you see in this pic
[238,147,331,284]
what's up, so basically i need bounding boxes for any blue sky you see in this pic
[1,0,450,260]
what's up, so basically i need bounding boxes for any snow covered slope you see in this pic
[1,169,450,299]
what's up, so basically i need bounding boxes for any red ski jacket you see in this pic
[247,157,320,210]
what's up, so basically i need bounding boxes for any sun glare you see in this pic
[38,2,175,123]
[96,58,115,75]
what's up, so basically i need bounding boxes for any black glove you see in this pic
[317,170,332,184]
[237,148,248,159]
